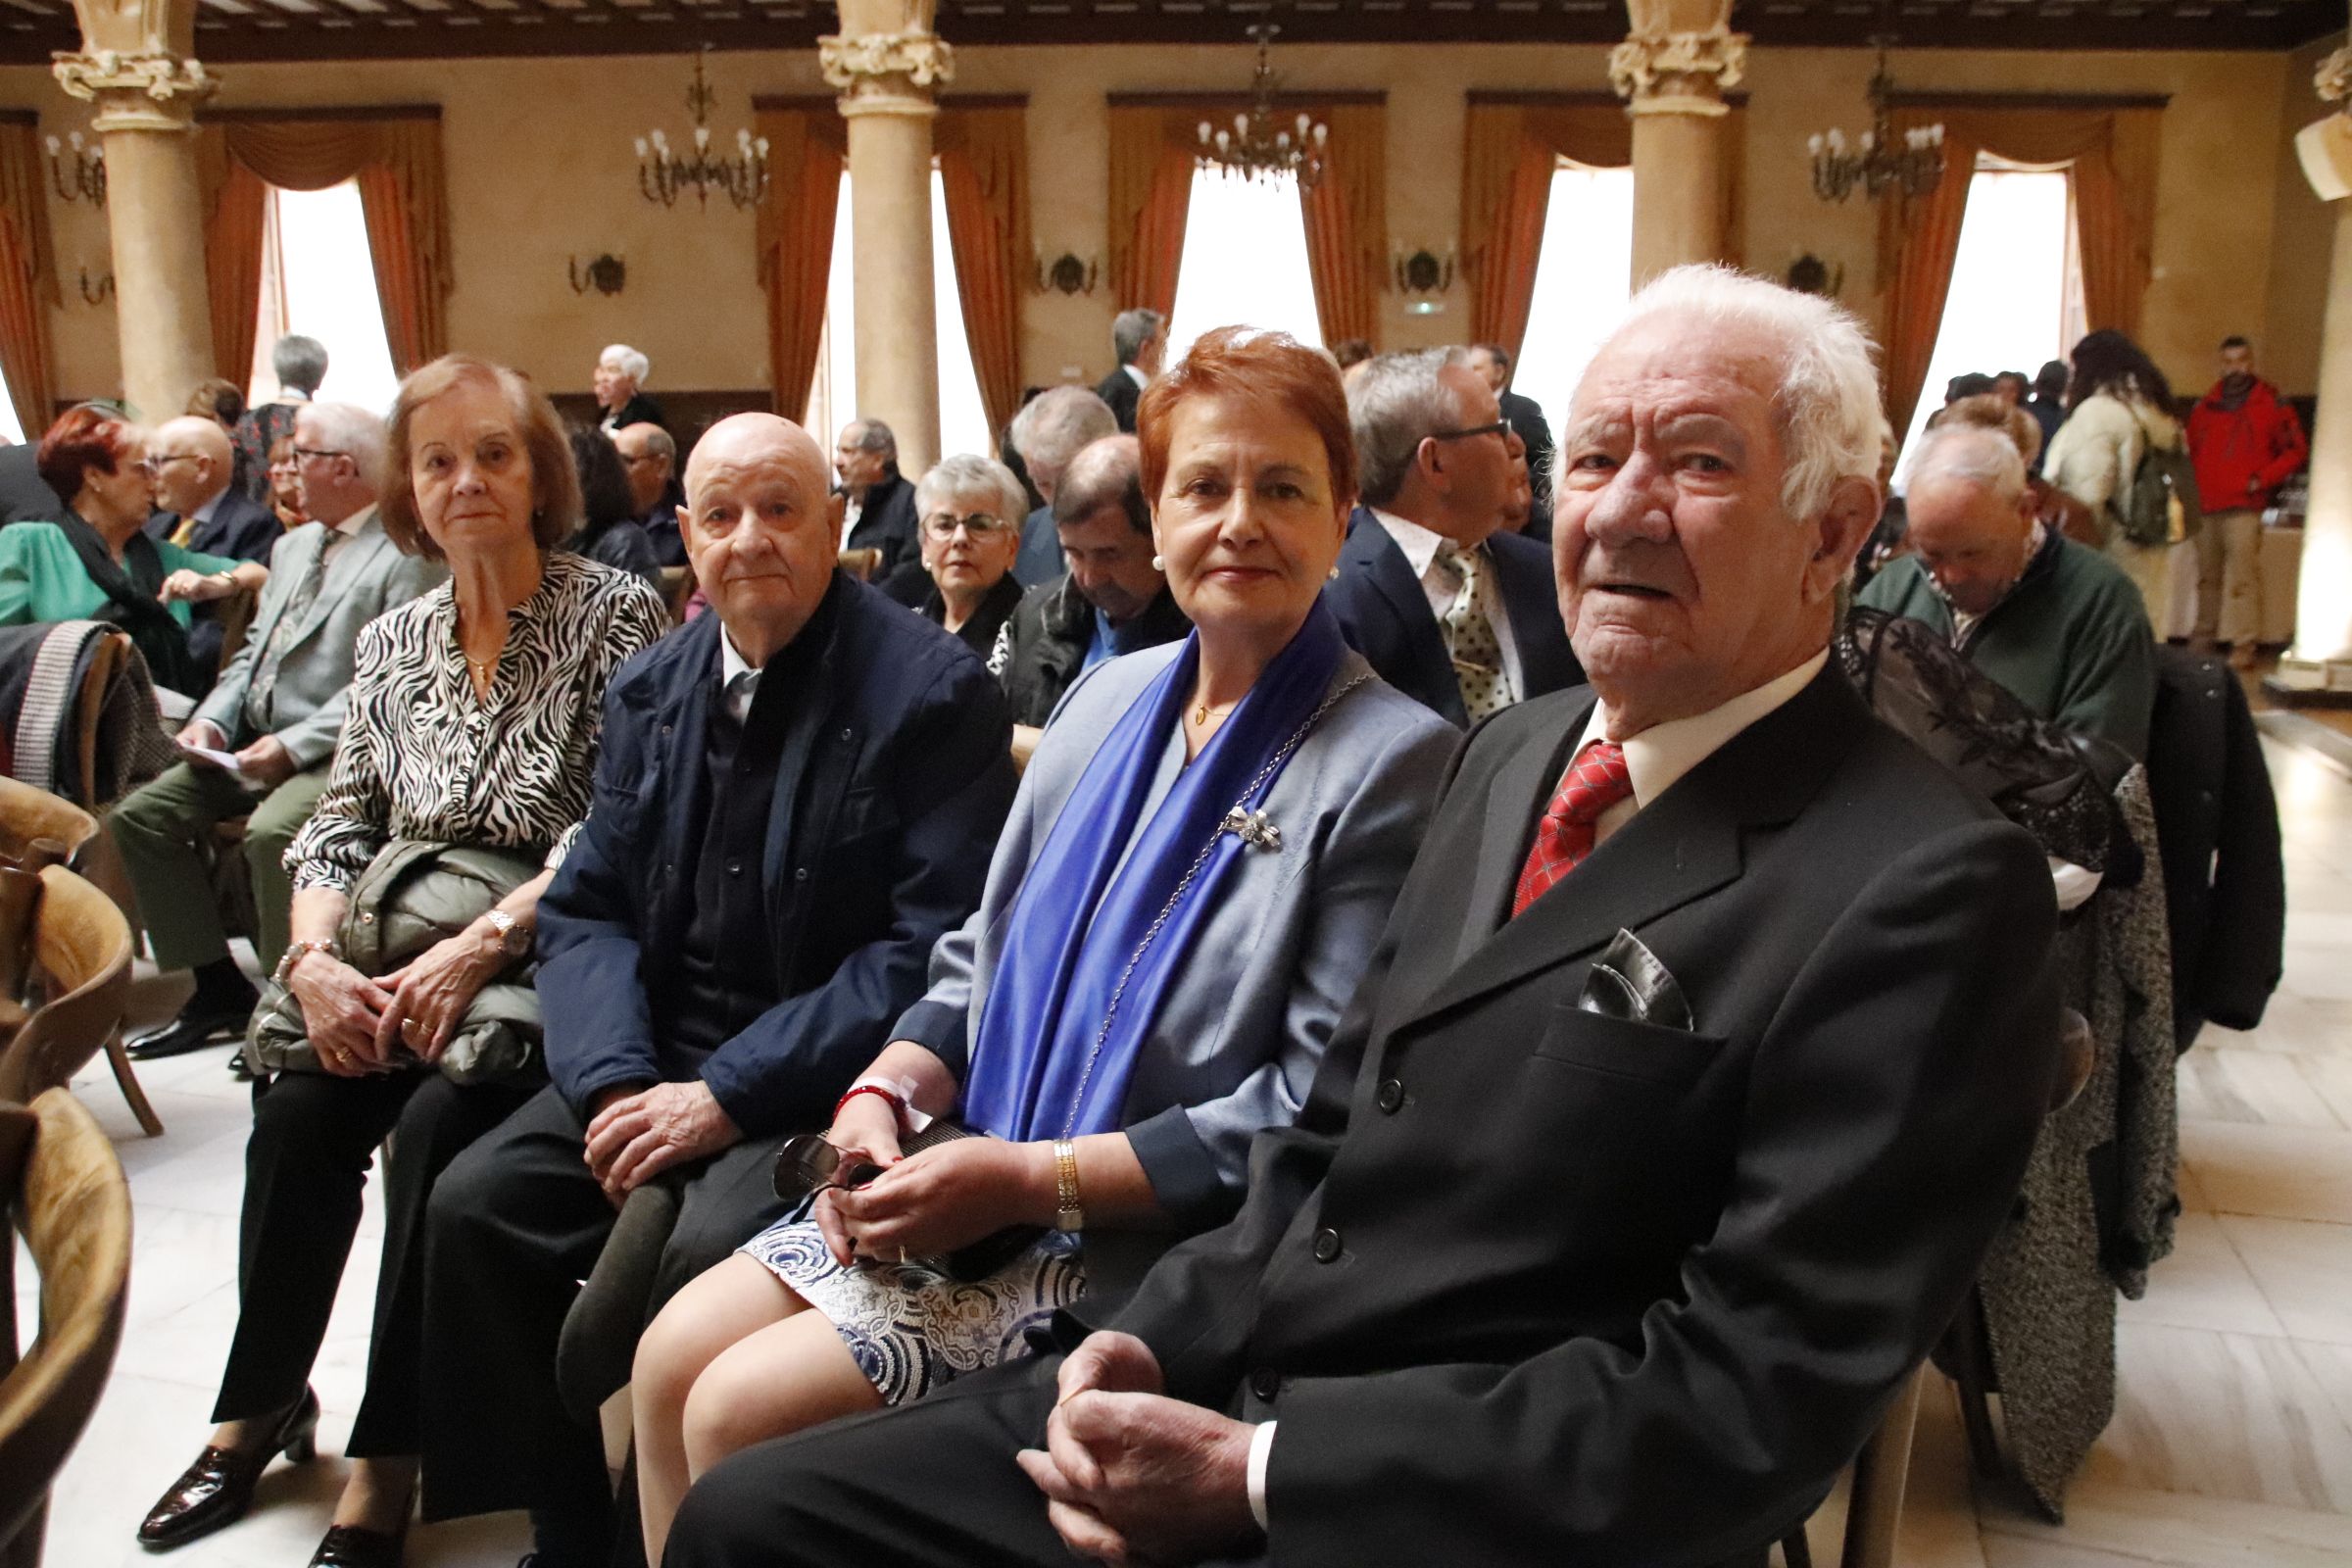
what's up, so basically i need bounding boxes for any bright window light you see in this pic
[1896,166,2076,480]
[0,363,23,445]
[1165,169,1323,362]
[1514,162,1636,450]
[247,180,400,416]
[807,170,992,470]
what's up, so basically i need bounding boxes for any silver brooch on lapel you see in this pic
[1219,808,1282,852]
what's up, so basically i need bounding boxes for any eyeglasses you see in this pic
[922,512,1010,541]
[1429,419,1511,444]
[136,455,200,476]
[293,446,348,464]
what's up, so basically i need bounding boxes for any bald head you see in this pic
[679,413,845,666]
[151,415,236,515]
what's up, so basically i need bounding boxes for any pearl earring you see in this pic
[1328,565,1341,580]
[1151,554,1165,570]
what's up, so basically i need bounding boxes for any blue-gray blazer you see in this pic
[893,641,1453,1285]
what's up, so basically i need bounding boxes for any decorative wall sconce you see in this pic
[1032,252,1100,296]
[570,254,627,296]
[76,265,114,305]
[1785,253,1845,299]
[46,131,106,208]
[1393,247,1455,296]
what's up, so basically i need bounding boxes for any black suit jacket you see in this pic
[0,444,63,527]
[145,487,281,562]
[601,391,666,433]
[1500,386,1555,533]
[1323,505,1581,727]
[537,573,1017,1138]
[1095,368,1143,433]
[1104,666,2062,1567]
[845,469,920,577]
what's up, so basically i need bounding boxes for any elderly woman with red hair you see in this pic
[0,404,267,695]
[626,327,1456,1562]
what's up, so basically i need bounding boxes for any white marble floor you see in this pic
[25,736,2352,1567]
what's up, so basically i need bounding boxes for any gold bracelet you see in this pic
[1053,1139,1084,1233]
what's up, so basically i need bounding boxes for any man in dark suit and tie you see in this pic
[1471,341,1556,534]
[1325,347,1581,727]
[666,266,2065,1568]
[1093,308,1164,434]
[144,416,284,690]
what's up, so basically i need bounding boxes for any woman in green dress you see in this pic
[0,404,270,696]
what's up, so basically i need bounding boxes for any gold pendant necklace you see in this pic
[1191,700,1237,727]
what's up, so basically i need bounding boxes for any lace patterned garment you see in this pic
[287,553,671,892]
[742,1222,1085,1405]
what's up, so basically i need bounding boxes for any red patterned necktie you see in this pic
[1511,741,1635,917]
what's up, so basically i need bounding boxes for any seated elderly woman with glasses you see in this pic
[626,326,1457,1564]
[878,453,1031,657]
[0,403,269,697]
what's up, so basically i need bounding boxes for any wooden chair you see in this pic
[1779,1366,1927,1568]
[213,580,262,671]
[838,547,883,583]
[0,868,152,1139]
[0,1088,133,1566]
[658,563,697,624]
[0,783,96,868]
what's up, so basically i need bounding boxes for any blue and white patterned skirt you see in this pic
[739,1220,1086,1406]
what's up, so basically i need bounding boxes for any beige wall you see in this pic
[2265,32,2345,397]
[0,38,2320,418]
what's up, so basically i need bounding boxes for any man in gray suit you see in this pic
[115,402,444,1060]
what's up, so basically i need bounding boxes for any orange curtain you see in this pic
[1107,105,1197,318]
[0,122,59,438]
[1878,102,2163,434]
[1298,101,1387,349]
[935,103,1030,437]
[1460,100,1635,361]
[199,114,454,382]
[754,107,847,422]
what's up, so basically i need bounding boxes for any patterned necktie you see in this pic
[1511,741,1635,917]
[247,529,345,733]
[1434,542,1508,723]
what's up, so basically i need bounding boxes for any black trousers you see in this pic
[417,1085,796,1523]
[214,1067,536,1455]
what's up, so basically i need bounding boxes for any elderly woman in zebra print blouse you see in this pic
[137,355,670,1568]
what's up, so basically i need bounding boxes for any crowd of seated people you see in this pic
[0,261,2282,1568]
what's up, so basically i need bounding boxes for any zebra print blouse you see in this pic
[287,551,671,894]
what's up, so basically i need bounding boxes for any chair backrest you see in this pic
[838,548,882,583]
[69,633,127,810]
[0,781,97,867]
[0,1088,131,1553]
[214,581,263,671]
[0,868,131,1106]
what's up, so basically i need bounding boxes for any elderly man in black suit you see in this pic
[614,420,686,567]
[1470,341,1556,532]
[665,265,2064,1568]
[1093,307,1164,433]
[834,416,920,576]
[416,413,1016,1568]
[1326,347,1581,727]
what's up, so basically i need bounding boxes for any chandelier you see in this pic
[1197,25,1327,191]
[1809,41,1945,203]
[635,46,770,212]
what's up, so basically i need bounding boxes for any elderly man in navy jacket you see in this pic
[417,414,1016,1566]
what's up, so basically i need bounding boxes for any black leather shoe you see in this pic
[126,1005,252,1061]
[308,1519,407,1568]
[135,1387,318,1550]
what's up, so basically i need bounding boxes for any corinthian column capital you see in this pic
[51,47,215,131]
[1608,24,1747,117]
[819,28,955,118]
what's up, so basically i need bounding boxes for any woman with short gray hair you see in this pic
[232,333,328,505]
[880,453,1031,656]
[594,343,665,433]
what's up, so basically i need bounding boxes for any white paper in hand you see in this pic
[181,745,251,784]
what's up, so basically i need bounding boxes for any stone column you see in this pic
[55,0,219,422]
[821,0,951,476]
[1609,0,1746,287]
[2277,102,2352,690]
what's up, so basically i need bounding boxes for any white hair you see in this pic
[599,343,651,385]
[1905,423,2028,506]
[1595,265,1884,523]
[1348,347,1475,508]
[1010,385,1118,485]
[300,400,386,482]
[914,453,1030,529]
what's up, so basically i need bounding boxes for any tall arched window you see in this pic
[1513,160,1636,445]
[248,180,399,414]
[1165,169,1323,361]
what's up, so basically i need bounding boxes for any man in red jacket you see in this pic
[2188,336,2307,667]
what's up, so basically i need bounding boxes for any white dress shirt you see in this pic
[719,627,763,724]
[1368,508,1523,705]
[1124,364,1150,391]
[1245,648,1828,1529]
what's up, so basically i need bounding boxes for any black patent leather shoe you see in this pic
[135,1387,318,1550]
[125,1005,251,1060]
[308,1518,407,1568]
